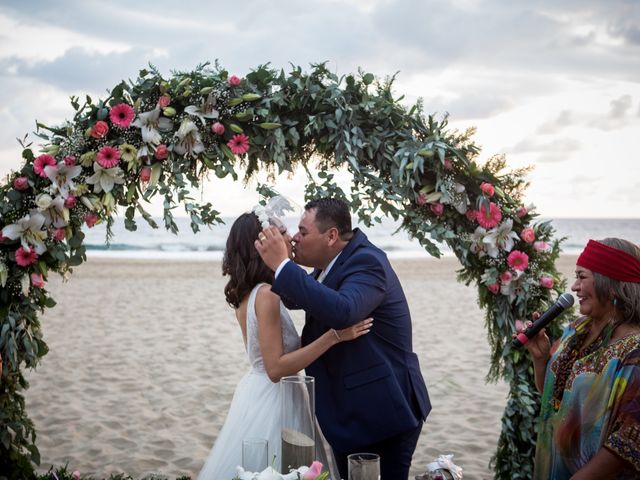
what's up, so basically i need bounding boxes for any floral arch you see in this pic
[0,62,571,479]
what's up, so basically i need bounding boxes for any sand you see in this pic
[24,255,578,479]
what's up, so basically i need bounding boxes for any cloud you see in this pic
[536,110,575,134]
[509,137,581,156]
[588,94,636,130]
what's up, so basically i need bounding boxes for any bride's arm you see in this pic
[255,285,371,383]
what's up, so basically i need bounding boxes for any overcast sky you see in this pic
[1,0,639,218]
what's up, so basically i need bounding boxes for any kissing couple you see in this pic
[198,196,431,479]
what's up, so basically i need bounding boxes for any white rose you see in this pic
[35,193,53,210]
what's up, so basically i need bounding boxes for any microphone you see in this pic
[512,293,574,348]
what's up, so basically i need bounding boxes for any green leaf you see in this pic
[229,123,244,133]
[257,122,281,130]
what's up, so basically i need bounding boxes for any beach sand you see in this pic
[25,255,578,479]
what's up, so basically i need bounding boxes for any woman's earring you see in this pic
[612,297,618,307]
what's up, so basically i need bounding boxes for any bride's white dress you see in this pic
[198,283,338,479]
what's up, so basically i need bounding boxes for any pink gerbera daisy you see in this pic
[96,146,121,168]
[227,134,250,155]
[109,103,136,129]
[15,246,38,266]
[507,250,529,271]
[477,202,502,229]
[34,154,57,177]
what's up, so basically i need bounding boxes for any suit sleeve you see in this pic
[271,251,386,329]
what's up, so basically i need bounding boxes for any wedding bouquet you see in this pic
[233,460,328,480]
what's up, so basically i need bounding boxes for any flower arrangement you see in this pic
[234,460,328,480]
[0,62,571,479]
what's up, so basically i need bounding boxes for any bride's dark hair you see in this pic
[223,212,275,308]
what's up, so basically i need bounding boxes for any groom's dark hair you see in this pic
[305,198,353,241]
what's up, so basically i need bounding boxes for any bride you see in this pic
[198,211,372,479]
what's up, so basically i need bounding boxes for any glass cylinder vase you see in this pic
[280,375,316,471]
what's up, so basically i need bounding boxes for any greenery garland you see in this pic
[0,62,572,479]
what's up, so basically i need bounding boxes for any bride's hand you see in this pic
[334,318,373,343]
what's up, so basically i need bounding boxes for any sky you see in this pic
[0,0,639,218]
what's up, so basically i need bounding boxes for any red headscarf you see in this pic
[576,239,640,283]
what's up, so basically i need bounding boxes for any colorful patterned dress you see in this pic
[534,316,640,479]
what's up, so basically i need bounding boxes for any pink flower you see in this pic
[158,95,171,108]
[154,144,169,160]
[211,122,225,135]
[303,461,323,480]
[416,192,427,206]
[64,155,77,166]
[487,283,500,294]
[465,209,478,222]
[84,212,99,228]
[515,319,525,333]
[507,250,529,271]
[90,120,109,139]
[140,166,152,183]
[480,182,495,197]
[443,158,453,171]
[15,247,38,267]
[499,271,513,283]
[72,471,81,480]
[534,240,550,253]
[516,206,528,218]
[228,75,241,86]
[34,154,57,177]
[430,203,444,216]
[539,276,554,289]
[30,273,45,289]
[96,146,120,168]
[477,202,502,229]
[53,228,66,241]
[13,176,29,190]
[109,103,135,129]
[227,134,250,155]
[64,195,77,209]
[520,227,536,244]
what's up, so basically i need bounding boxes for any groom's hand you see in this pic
[255,226,290,271]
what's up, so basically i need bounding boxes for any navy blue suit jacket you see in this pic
[272,228,431,453]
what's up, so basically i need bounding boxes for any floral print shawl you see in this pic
[534,316,640,479]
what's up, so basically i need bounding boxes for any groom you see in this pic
[256,197,430,479]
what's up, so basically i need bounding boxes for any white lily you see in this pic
[173,119,205,156]
[40,195,70,228]
[469,226,488,258]
[21,274,30,296]
[131,107,173,145]
[2,211,48,254]
[86,162,125,193]
[44,163,83,198]
[483,219,519,258]
[184,92,219,126]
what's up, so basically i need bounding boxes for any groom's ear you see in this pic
[326,226,340,246]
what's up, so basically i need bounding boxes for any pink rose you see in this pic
[480,182,495,197]
[154,144,169,160]
[516,206,528,218]
[430,203,444,216]
[500,271,513,283]
[158,95,171,108]
[84,212,99,228]
[465,209,477,222]
[13,176,29,191]
[539,276,554,289]
[140,166,152,183]
[211,122,225,135]
[520,227,536,243]
[303,461,323,480]
[534,241,550,252]
[64,155,77,166]
[416,192,427,206]
[30,273,45,289]
[228,75,241,86]
[90,120,109,139]
[487,283,500,294]
[443,158,453,171]
[53,228,66,241]
[64,195,77,209]
[72,471,81,480]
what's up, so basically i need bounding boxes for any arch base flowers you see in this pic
[0,63,571,479]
